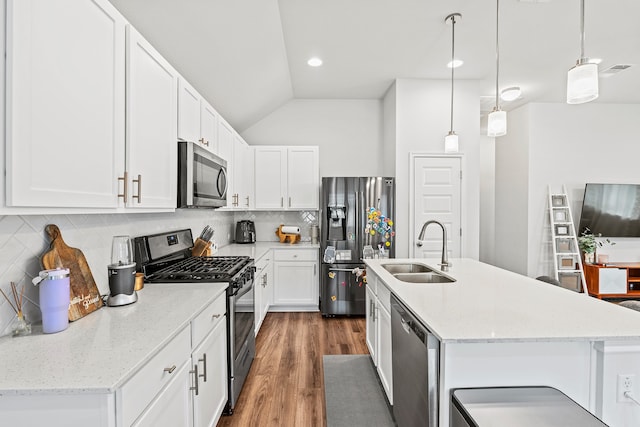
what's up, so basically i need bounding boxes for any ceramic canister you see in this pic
[34,268,71,334]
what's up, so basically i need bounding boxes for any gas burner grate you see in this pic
[147,256,252,282]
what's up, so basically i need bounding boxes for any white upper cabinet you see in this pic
[254,147,287,209]
[178,78,218,153]
[232,134,253,209]
[254,146,319,210]
[287,146,319,209]
[5,0,126,208]
[177,79,201,144]
[200,101,219,153]
[125,25,178,209]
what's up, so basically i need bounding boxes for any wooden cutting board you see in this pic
[41,224,103,321]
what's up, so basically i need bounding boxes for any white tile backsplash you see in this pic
[233,210,318,242]
[0,209,235,336]
[0,209,319,336]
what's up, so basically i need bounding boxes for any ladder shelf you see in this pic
[548,185,588,294]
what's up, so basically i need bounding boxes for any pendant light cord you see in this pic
[450,14,456,133]
[579,0,585,59]
[494,0,500,110]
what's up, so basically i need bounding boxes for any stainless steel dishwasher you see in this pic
[391,294,440,427]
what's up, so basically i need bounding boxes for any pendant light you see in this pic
[444,13,461,153]
[487,0,506,137]
[567,0,598,104]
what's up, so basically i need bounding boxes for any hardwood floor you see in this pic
[217,312,368,427]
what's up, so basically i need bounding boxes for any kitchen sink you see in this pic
[382,263,455,283]
[381,263,435,274]
[392,272,456,283]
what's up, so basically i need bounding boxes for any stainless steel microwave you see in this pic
[177,141,228,208]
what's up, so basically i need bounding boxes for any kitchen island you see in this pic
[365,258,640,427]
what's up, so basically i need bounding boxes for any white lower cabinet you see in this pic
[271,249,318,311]
[121,291,227,427]
[191,317,227,427]
[132,360,193,427]
[255,252,273,335]
[365,272,393,404]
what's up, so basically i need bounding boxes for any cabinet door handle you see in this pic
[199,353,207,382]
[281,197,284,207]
[289,197,291,207]
[190,364,199,395]
[314,264,316,275]
[132,174,142,203]
[164,365,176,374]
[117,171,128,202]
[199,137,205,145]
[212,313,221,319]
[246,196,250,207]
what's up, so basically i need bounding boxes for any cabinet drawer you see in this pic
[119,326,191,427]
[273,249,317,262]
[192,292,227,348]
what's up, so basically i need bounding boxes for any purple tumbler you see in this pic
[33,268,70,334]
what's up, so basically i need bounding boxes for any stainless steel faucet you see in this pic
[416,220,452,271]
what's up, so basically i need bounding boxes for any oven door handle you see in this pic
[231,281,254,298]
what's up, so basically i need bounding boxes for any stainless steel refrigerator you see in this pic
[320,177,395,316]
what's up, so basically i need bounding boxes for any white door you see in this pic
[412,156,462,259]
[126,26,177,209]
[5,0,125,207]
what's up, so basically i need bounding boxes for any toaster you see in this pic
[235,220,256,243]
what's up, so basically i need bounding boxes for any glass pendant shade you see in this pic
[444,132,459,153]
[567,61,598,104]
[487,109,507,137]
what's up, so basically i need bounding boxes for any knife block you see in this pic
[192,238,212,257]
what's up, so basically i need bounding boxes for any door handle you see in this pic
[199,353,207,382]
[117,171,128,202]
[132,174,142,203]
[190,364,199,395]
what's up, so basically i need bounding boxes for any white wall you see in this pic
[241,99,384,177]
[494,106,531,275]
[392,79,481,259]
[495,103,640,277]
[479,133,496,265]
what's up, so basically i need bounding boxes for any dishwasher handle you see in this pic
[398,311,428,345]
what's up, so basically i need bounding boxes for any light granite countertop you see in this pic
[215,241,319,260]
[365,258,640,343]
[0,283,227,396]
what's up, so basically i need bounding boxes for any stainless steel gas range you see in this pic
[134,229,255,415]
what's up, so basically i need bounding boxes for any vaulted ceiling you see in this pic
[108,0,640,132]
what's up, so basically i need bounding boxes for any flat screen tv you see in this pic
[578,183,640,237]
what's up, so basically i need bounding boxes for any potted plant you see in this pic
[578,228,596,264]
[578,228,616,264]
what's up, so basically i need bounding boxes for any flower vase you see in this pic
[584,252,595,264]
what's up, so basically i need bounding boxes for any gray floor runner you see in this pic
[323,354,395,427]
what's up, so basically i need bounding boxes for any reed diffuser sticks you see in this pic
[1,281,31,336]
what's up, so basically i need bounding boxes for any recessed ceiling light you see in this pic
[307,57,323,67]
[500,86,522,102]
[447,59,464,68]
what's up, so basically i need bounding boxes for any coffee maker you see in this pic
[107,235,138,307]
[235,220,256,243]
